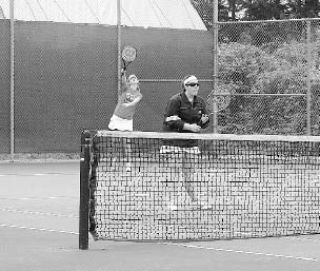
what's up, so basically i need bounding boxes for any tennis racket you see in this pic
[121,45,137,72]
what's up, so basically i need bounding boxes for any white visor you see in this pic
[184,75,198,85]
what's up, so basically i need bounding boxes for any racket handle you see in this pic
[121,68,126,76]
[122,59,127,72]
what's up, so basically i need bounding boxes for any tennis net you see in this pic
[79,130,320,247]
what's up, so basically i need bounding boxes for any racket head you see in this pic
[122,45,137,63]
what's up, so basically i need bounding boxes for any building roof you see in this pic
[0,0,207,30]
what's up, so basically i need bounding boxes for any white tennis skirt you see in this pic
[108,114,133,132]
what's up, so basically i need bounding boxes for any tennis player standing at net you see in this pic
[108,71,142,171]
[161,75,210,210]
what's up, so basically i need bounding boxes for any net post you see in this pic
[79,130,91,250]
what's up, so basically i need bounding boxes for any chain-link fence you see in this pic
[0,0,319,155]
[217,19,320,136]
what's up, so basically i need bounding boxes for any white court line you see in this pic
[0,208,78,218]
[163,243,319,262]
[1,223,318,260]
[0,224,79,235]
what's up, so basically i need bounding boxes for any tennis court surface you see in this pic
[1,149,320,270]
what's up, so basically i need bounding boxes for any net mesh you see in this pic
[86,131,320,241]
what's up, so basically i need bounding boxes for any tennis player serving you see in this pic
[161,75,210,210]
[108,72,142,171]
[108,73,142,132]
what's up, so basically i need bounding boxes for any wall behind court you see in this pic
[0,21,10,153]
[0,20,213,153]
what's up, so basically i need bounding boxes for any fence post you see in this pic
[10,0,15,160]
[79,131,91,250]
[212,0,219,133]
[306,20,312,135]
[117,0,122,102]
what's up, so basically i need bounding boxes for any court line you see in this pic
[163,243,319,262]
[0,208,78,218]
[0,224,79,235]
[1,223,318,260]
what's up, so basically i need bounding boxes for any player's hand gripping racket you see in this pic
[121,45,137,74]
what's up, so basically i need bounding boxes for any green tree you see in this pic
[242,0,287,20]
[286,0,320,18]
[218,40,320,134]
[242,0,319,20]
[191,0,319,24]
[191,0,246,26]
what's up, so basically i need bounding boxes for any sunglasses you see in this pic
[186,83,199,87]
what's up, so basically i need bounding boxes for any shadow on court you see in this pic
[0,162,319,271]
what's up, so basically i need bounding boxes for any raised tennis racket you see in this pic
[121,45,137,72]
